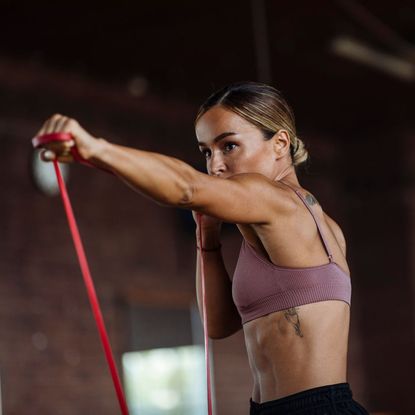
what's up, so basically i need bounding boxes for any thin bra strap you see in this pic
[279,180,333,262]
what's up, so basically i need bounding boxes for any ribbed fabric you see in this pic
[232,181,352,325]
[232,239,352,324]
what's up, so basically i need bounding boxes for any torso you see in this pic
[235,182,351,403]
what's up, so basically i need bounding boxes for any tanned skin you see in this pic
[36,107,351,404]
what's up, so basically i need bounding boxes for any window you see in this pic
[122,301,210,415]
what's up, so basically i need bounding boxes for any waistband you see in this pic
[250,382,353,412]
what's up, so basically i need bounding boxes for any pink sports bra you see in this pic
[232,180,352,324]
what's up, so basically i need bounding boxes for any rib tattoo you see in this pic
[284,307,304,337]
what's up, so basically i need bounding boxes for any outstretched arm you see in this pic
[36,114,292,224]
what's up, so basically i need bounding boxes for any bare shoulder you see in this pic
[187,172,297,225]
[323,212,347,256]
[229,173,298,206]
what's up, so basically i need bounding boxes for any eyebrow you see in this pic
[197,132,237,146]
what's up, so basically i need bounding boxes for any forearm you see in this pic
[90,139,196,206]
[195,229,242,339]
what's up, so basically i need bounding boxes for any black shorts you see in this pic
[249,382,369,415]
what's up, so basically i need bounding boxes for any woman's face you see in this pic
[195,106,282,179]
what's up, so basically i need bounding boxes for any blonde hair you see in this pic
[195,82,309,168]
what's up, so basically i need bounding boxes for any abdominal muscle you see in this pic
[243,299,350,403]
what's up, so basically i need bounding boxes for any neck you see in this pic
[273,164,299,185]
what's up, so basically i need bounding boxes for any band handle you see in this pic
[32,132,114,175]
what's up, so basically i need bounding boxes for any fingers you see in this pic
[40,149,55,161]
[36,113,73,137]
[40,113,59,135]
[35,113,97,164]
[36,114,56,137]
[192,210,203,220]
[47,114,67,134]
[40,148,74,163]
[56,153,75,163]
[35,114,79,163]
[54,114,69,133]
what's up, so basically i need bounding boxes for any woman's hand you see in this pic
[192,211,223,249]
[34,114,102,163]
[192,211,222,231]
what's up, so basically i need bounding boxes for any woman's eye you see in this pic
[223,143,236,153]
[201,149,211,158]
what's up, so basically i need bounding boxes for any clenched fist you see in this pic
[34,114,102,163]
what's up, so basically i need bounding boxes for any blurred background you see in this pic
[0,0,414,414]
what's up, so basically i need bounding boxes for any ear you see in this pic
[272,130,291,160]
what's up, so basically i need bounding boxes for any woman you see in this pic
[36,82,369,414]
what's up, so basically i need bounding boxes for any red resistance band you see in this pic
[32,133,128,414]
[32,132,114,175]
[197,215,214,415]
[32,133,214,415]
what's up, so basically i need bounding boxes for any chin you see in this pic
[208,172,232,178]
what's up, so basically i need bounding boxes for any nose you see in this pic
[208,151,226,176]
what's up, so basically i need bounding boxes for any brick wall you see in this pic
[0,58,413,414]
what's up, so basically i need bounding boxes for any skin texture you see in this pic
[284,307,304,338]
[35,107,351,404]
[195,106,292,180]
[195,106,351,403]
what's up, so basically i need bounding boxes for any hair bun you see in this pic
[292,137,309,166]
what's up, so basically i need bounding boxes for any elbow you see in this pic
[207,322,242,340]
[179,185,194,206]
[168,177,195,208]
[157,181,194,207]
[207,326,226,339]
[208,329,240,340]
[172,166,206,208]
[176,167,200,207]
[208,331,231,340]
[163,165,197,207]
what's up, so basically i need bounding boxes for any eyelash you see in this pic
[224,143,237,153]
[201,143,237,158]
[201,149,210,158]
